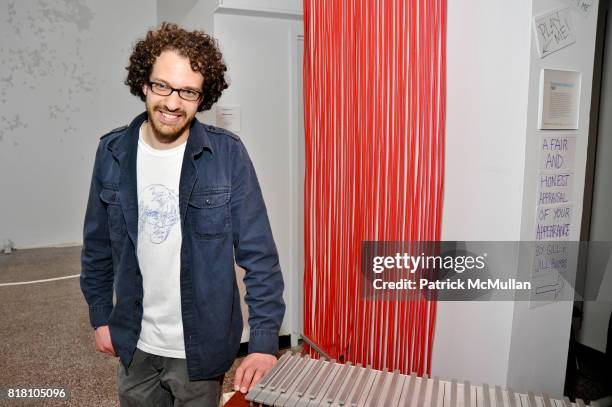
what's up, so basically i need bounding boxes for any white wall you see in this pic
[213,8,303,341]
[434,0,532,386]
[219,0,301,15]
[157,0,211,30]
[507,0,599,397]
[438,0,600,398]
[0,0,156,248]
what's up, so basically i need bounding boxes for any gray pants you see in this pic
[117,348,223,407]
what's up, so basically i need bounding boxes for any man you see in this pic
[80,22,285,407]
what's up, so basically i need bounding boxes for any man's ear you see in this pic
[142,83,148,96]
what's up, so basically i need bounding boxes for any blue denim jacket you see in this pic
[80,112,285,380]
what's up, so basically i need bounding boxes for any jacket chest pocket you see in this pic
[188,188,231,240]
[99,188,125,239]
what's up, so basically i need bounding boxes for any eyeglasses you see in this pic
[148,81,202,102]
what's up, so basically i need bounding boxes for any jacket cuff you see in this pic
[248,329,279,355]
[89,305,113,328]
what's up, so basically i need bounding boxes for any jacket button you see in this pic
[205,199,212,206]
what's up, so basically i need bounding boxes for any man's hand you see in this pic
[94,325,116,357]
[234,353,277,393]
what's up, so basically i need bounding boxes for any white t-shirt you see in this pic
[136,124,187,358]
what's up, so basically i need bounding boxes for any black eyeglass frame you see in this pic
[147,80,203,102]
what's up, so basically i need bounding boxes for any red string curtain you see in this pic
[303,0,446,375]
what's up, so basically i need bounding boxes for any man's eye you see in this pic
[183,90,197,97]
[156,83,169,89]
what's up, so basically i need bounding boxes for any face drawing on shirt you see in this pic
[139,184,180,244]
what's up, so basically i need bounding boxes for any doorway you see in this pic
[567,0,612,403]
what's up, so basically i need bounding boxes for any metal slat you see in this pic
[338,365,364,406]
[307,361,333,399]
[260,355,304,406]
[279,355,311,393]
[257,353,299,404]
[296,359,325,397]
[464,381,471,407]
[349,365,371,407]
[495,386,504,407]
[399,373,417,406]
[527,391,537,407]
[508,388,517,407]
[354,368,377,407]
[470,384,477,407]
[267,357,312,407]
[483,384,491,407]
[336,364,363,406]
[417,376,429,406]
[366,368,388,407]
[271,355,301,391]
[422,376,436,406]
[326,362,352,403]
[285,360,325,407]
[477,386,486,407]
[388,374,407,407]
[274,359,317,406]
[310,363,343,406]
[260,352,293,388]
[430,376,441,407]
[457,382,465,407]
[382,370,401,407]
[501,388,513,407]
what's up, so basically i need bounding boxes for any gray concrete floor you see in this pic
[0,246,250,407]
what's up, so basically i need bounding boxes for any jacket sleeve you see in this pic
[80,143,114,328]
[230,139,286,355]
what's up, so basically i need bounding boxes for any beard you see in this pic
[145,101,194,144]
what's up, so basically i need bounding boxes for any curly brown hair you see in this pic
[125,22,228,112]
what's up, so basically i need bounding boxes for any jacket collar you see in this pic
[108,111,214,160]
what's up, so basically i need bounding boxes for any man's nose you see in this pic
[163,91,182,111]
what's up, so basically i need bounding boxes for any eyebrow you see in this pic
[150,78,201,91]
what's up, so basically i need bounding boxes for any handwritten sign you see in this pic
[539,136,576,171]
[538,171,574,206]
[533,8,576,58]
[529,241,578,306]
[566,0,595,17]
[531,270,566,303]
[536,204,572,241]
[532,241,570,275]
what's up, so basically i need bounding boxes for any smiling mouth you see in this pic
[157,110,183,125]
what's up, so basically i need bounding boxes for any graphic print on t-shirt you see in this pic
[138,184,180,244]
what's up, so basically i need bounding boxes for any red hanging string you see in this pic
[303,0,446,375]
